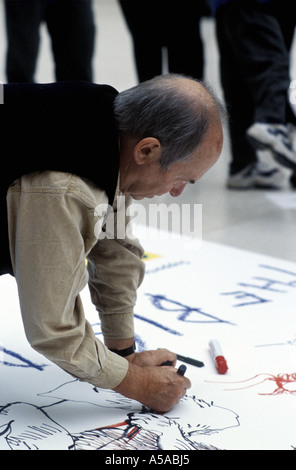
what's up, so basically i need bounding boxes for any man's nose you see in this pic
[170,182,187,197]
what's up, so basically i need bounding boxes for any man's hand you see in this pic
[105,340,191,412]
[127,348,177,368]
[113,354,191,413]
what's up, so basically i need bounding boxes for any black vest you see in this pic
[0,82,120,275]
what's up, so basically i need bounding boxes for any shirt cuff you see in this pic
[99,311,135,339]
[93,349,129,389]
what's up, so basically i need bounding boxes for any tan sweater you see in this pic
[7,171,145,389]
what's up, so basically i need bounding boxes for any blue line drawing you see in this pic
[0,346,47,371]
[145,294,235,325]
[134,313,183,336]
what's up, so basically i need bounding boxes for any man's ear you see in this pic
[134,137,162,165]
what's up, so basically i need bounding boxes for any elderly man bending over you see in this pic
[0,75,224,413]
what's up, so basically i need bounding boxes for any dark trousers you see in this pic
[215,0,293,173]
[119,0,206,82]
[4,0,95,83]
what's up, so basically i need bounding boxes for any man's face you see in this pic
[122,124,223,200]
[126,156,203,200]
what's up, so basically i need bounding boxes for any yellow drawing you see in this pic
[143,252,163,261]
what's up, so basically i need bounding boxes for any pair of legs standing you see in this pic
[216,0,296,188]
[4,0,95,83]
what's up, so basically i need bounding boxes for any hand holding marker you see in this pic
[160,359,187,376]
[161,354,204,369]
[161,353,204,378]
[161,341,228,375]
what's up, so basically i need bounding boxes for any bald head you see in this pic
[157,74,215,105]
[114,74,226,170]
[172,75,225,123]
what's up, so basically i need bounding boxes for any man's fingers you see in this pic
[183,376,192,391]
[156,348,177,366]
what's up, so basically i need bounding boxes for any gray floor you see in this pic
[1,0,295,262]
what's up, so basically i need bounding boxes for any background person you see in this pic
[4,0,95,82]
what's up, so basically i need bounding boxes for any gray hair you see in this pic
[114,74,226,170]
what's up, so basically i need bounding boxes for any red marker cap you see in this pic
[215,355,228,375]
[209,340,228,375]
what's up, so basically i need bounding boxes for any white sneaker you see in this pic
[227,161,285,189]
[247,123,296,170]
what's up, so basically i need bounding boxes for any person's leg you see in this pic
[119,0,163,82]
[216,3,287,185]
[218,1,295,169]
[4,0,46,82]
[218,1,289,124]
[274,2,296,125]
[165,1,204,80]
[274,1,296,184]
[46,0,95,81]
[215,6,256,176]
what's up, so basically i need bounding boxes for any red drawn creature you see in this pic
[207,373,296,396]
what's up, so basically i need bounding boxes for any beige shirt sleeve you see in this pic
[6,171,144,390]
[87,191,145,340]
